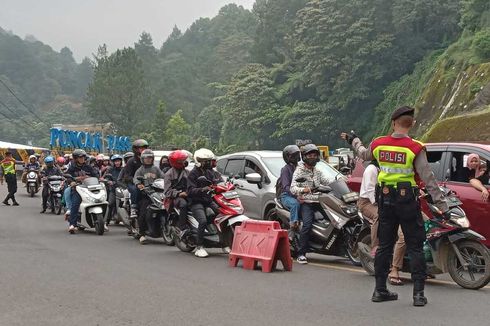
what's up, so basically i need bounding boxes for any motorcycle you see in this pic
[46,175,65,215]
[357,186,490,290]
[114,184,131,228]
[273,177,363,265]
[74,177,109,235]
[101,175,124,226]
[26,168,40,197]
[132,177,174,245]
[173,176,249,253]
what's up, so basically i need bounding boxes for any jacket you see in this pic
[164,167,189,199]
[290,162,331,201]
[133,165,165,186]
[187,167,223,205]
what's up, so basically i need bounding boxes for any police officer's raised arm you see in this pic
[341,131,374,162]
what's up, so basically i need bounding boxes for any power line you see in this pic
[0,109,31,131]
[0,78,50,128]
[0,99,38,129]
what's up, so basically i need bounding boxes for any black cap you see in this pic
[391,106,415,121]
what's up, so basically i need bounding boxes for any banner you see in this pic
[49,128,131,152]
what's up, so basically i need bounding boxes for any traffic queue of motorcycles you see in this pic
[23,142,490,291]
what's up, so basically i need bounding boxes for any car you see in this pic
[216,151,343,220]
[348,142,490,246]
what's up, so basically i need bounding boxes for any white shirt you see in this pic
[359,164,379,204]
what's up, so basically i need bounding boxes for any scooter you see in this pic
[115,184,131,228]
[74,177,109,235]
[26,168,40,197]
[173,176,249,254]
[273,177,363,265]
[357,186,490,289]
[132,177,174,245]
[46,175,65,215]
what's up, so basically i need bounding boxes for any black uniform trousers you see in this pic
[374,187,426,291]
[5,174,18,202]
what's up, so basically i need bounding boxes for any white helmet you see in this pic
[194,148,215,167]
[29,155,37,161]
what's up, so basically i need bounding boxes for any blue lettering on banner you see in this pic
[50,128,131,152]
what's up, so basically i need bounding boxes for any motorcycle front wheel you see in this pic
[448,240,490,289]
[54,197,62,215]
[29,186,35,197]
[162,218,175,246]
[173,234,195,252]
[94,213,105,236]
[358,233,375,276]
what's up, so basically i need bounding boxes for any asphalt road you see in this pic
[0,185,489,326]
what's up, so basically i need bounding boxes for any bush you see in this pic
[473,29,490,60]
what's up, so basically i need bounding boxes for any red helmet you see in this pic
[56,157,65,165]
[169,150,188,169]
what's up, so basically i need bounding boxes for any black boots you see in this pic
[12,201,19,206]
[372,289,398,302]
[413,291,427,306]
[3,198,10,205]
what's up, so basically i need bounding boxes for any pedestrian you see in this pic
[0,151,23,206]
[341,106,449,307]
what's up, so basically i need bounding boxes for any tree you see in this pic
[164,110,191,149]
[87,47,151,135]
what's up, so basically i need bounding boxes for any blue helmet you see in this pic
[44,156,54,164]
[111,154,123,161]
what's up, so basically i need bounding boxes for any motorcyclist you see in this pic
[163,150,190,238]
[39,156,63,213]
[133,149,165,244]
[187,148,224,258]
[278,145,302,229]
[122,152,134,166]
[159,155,171,174]
[56,156,66,172]
[22,155,41,185]
[103,154,124,228]
[66,149,99,234]
[100,155,111,175]
[63,154,72,170]
[290,144,332,264]
[119,139,149,219]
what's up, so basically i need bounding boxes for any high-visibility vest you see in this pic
[0,159,16,175]
[371,136,424,187]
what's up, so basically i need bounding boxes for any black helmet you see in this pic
[72,149,87,159]
[302,144,320,167]
[140,149,154,166]
[132,139,149,154]
[282,145,301,164]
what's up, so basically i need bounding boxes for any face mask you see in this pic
[304,157,319,167]
[202,161,213,170]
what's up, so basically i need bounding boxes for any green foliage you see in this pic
[473,29,490,61]
[164,110,191,149]
[87,47,151,135]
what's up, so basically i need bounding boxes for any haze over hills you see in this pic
[0,0,489,149]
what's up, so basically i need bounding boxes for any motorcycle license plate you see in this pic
[222,191,239,199]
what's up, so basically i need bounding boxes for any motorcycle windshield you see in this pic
[328,179,351,197]
[82,177,100,187]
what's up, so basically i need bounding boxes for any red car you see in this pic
[348,142,490,246]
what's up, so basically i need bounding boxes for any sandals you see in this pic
[389,276,404,286]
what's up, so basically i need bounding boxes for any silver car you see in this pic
[216,151,342,220]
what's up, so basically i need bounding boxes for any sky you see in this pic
[0,0,256,62]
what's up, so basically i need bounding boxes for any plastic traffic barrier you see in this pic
[228,220,293,273]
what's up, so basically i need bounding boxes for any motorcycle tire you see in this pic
[162,220,175,246]
[447,240,490,290]
[346,245,362,266]
[54,197,62,215]
[173,234,195,253]
[266,208,288,229]
[94,213,105,236]
[358,233,375,276]
[29,186,35,197]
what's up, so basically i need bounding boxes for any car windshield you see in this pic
[262,157,342,181]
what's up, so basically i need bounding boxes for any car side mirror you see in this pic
[245,173,262,184]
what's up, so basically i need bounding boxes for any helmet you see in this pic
[103,155,110,161]
[302,144,320,167]
[194,148,215,169]
[72,149,87,159]
[140,149,154,166]
[282,145,301,164]
[169,150,189,169]
[29,155,37,161]
[88,156,96,163]
[64,154,71,160]
[132,139,149,154]
[44,156,54,164]
[111,154,123,162]
[56,157,65,165]
[96,154,104,162]
[123,152,134,163]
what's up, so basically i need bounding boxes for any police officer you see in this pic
[341,106,449,307]
[0,151,23,206]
